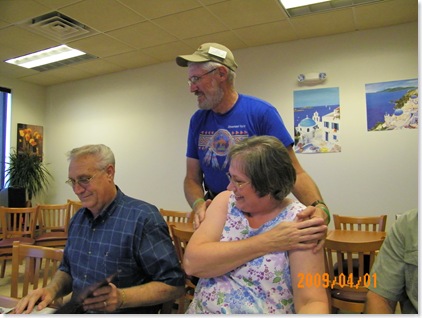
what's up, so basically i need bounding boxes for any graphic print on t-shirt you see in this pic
[199,128,249,170]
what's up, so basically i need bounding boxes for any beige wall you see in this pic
[1,22,418,231]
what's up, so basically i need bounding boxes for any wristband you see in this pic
[317,205,331,225]
[192,198,205,209]
[311,200,326,207]
[119,289,126,308]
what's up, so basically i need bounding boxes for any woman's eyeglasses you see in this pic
[226,172,250,189]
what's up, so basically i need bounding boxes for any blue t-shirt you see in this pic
[186,94,293,194]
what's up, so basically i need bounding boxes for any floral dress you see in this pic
[186,193,304,314]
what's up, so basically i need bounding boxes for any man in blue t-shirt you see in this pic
[176,43,329,251]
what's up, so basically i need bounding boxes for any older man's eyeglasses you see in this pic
[188,68,217,86]
[226,172,250,189]
[65,171,100,188]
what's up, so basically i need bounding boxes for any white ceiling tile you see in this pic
[0,0,417,86]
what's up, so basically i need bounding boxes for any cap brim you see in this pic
[176,54,210,67]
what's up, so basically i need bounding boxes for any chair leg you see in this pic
[0,259,6,278]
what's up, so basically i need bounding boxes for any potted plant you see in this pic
[4,148,52,206]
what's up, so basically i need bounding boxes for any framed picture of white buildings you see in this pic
[293,87,341,154]
[365,79,418,131]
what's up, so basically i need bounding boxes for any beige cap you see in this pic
[176,43,238,71]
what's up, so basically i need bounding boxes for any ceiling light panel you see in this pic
[280,0,384,17]
[5,45,97,71]
[280,0,329,9]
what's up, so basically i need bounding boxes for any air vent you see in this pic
[20,11,97,42]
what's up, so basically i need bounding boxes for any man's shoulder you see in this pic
[238,93,273,107]
[395,208,418,232]
[116,190,159,214]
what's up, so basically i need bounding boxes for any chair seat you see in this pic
[0,237,35,248]
[35,232,67,242]
[331,288,367,303]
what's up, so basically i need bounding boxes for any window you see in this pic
[0,87,11,188]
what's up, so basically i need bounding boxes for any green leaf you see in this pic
[4,148,53,200]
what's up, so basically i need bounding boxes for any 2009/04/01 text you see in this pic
[297,273,377,289]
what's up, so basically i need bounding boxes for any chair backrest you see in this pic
[11,241,63,300]
[0,206,39,239]
[168,225,195,313]
[324,238,384,313]
[325,238,384,282]
[66,199,82,227]
[160,208,193,224]
[169,225,193,264]
[333,214,387,231]
[37,204,70,234]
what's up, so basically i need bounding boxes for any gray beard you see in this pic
[198,87,224,111]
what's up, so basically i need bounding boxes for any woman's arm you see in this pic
[183,191,327,278]
[289,246,330,313]
[184,191,268,277]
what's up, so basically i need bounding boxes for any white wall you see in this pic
[3,22,418,231]
[0,77,46,141]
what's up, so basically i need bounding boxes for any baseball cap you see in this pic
[176,43,238,71]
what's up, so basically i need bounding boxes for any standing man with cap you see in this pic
[176,43,330,251]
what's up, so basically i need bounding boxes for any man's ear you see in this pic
[217,66,228,80]
[105,164,115,179]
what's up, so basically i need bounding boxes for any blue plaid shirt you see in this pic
[59,187,184,313]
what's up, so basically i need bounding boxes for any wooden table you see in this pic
[327,229,386,243]
[0,295,57,314]
[0,295,18,309]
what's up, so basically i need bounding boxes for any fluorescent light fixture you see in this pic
[5,45,86,69]
[279,0,329,9]
[280,0,382,17]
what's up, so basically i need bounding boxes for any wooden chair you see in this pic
[35,203,69,248]
[11,241,63,306]
[169,225,196,314]
[333,214,387,231]
[67,199,82,228]
[0,206,38,278]
[332,214,387,281]
[324,238,384,313]
[159,208,193,224]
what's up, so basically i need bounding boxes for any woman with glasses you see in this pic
[184,136,329,314]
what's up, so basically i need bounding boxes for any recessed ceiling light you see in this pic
[5,45,88,69]
[279,0,329,9]
[279,0,383,17]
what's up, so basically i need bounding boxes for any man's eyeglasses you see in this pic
[226,172,250,189]
[65,171,100,188]
[188,68,217,86]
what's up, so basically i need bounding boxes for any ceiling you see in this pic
[0,0,417,87]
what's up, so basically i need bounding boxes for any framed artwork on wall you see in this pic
[293,87,341,154]
[17,123,43,159]
[365,78,418,131]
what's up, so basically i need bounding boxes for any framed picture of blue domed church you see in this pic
[293,87,340,154]
[365,79,418,131]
